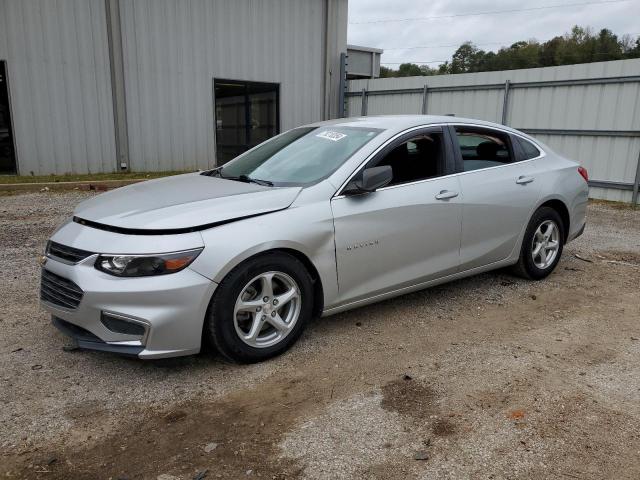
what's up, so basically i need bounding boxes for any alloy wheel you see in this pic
[531,220,560,269]
[233,271,302,348]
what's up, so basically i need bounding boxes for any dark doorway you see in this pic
[0,61,17,174]
[214,79,279,165]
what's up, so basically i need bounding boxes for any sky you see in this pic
[347,0,640,67]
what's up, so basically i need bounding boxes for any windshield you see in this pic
[216,126,382,186]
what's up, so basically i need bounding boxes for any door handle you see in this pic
[435,190,459,200]
[516,175,534,185]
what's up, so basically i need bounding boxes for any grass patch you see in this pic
[0,171,192,184]
[589,198,637,210]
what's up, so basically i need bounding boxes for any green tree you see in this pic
[419,64,438,76]
[379,66,397,78]
[379,63,439,77]
[374,26,640,78]
[397,63,425,76]
[555,26,594,64]
[450,42,485,73]
[625,37,640,58]
[437,61,451,74]
[539,36,563,67]
[593,28,623,61]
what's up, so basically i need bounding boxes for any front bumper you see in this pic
[41,255,217,359]
[52,316,145,356]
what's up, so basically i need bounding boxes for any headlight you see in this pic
[95,248,203,277]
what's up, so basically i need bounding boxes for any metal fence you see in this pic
[345,59,640,204]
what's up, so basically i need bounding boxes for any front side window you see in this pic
[455,127,514,172]
[217,126,381,186]
[369,132,444,186]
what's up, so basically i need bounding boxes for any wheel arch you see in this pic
[214,247,325,319]
[509,195,572,263]
[272,248,325,318]
[538,198,570,242]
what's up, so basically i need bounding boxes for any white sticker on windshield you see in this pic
[316,130,347,142]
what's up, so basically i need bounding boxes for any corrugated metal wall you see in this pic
[119,0,328,172]
[347,59,640,202]
[0,0,347,174]
[0,0,117,175]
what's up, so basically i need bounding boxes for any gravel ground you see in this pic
[1,192,639,479]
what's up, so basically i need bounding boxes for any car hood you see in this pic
[74,173,302,232]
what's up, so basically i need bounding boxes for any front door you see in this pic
[451,125,541,270]
[214,79,279,165]
[0,61,16,174]
[331,127,462,306]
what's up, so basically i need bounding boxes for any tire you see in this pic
[512,206,565,280]
[205,252,314,363]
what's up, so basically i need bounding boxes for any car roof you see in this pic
[307,115,525,137]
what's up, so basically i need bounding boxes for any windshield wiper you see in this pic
[236,175,274,187]
[202,166,223,177]
[203,168,273,186]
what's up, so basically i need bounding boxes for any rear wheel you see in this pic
[205,252,313,363]
[513,207,564,280]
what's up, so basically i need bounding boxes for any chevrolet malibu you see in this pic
[41,115,588,363]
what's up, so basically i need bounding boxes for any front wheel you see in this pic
[513,207,565,280]
[205,252,314,363]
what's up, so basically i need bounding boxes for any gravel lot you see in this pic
[1,191,639,479]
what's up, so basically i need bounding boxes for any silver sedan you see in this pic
[41,115,588,362]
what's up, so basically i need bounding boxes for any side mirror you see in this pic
[344,165,393,195]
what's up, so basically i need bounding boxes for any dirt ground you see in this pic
[1,192,639,480]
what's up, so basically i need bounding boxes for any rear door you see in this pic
[450,125,541,271]
[330,126,462,305]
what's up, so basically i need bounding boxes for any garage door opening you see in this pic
[214,79,279,165]
[0,61,17,174]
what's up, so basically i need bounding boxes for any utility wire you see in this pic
[384,42,503,51]
[349,0,631,25]
[381,50,638,65]
[380,61,448,65]
[381,32,640,51]
[378,32,640,64]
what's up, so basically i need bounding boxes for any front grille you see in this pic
[46,241,93,264]
[40,270,84,310]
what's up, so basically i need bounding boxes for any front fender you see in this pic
[188,202,339,310]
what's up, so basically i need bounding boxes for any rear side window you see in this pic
[454,127,514,172]
[515,136,541,160]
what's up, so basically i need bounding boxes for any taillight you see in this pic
[578,166,589,182]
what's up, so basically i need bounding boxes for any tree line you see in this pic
[380,26,640,78]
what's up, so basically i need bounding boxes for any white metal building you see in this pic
[346,44,382,79]
[0,0,348,175]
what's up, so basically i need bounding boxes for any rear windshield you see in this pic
[219,126,382,186]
